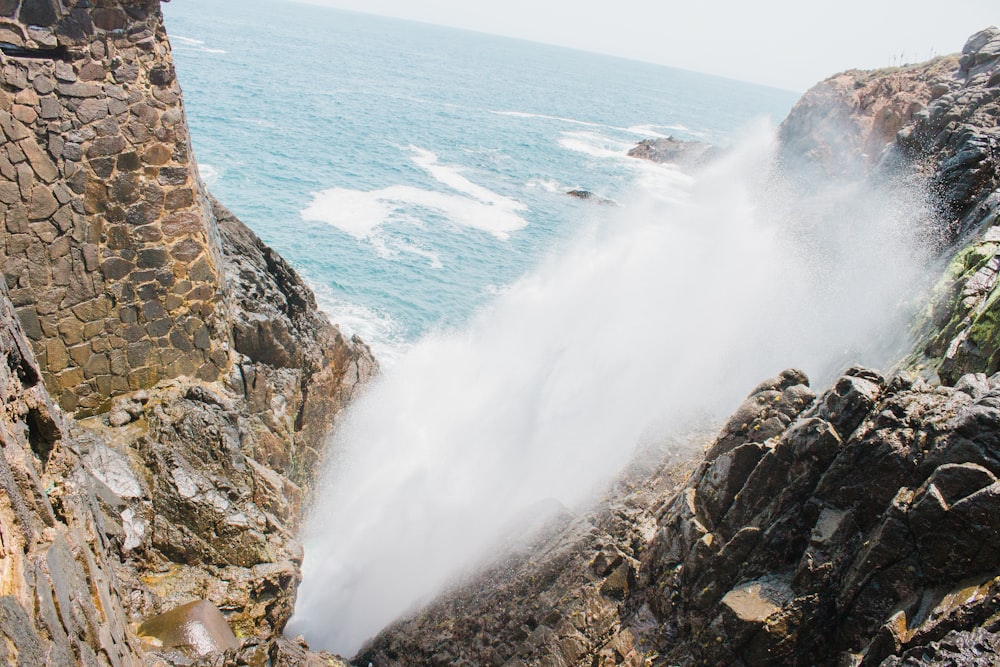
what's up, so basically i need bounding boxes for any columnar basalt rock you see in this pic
[0,0,229,415]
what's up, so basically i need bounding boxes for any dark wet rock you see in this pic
[627,136,716,166]
[566,189,618,205]
[362,371,1000,665]
[139,600,240,659]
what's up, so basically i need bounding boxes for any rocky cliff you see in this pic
[0,0,374,664]
[359,28,1000,667]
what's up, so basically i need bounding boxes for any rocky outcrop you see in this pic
[214,197,375,490]
[360,370,1000,666]
[890,27,1000,381]
[566,189,618,206]
[357,438,701,667]
[357,29,1000,667]
[634,367,1000,665]
[627,137,715,166]
[0,0,376,664]
[0,278,145,666]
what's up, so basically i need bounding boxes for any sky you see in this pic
[289,0,997,91]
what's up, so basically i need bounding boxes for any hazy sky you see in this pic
[290,0,997,91]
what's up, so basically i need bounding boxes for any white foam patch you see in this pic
[494,109,658,137]
[557,130,637,160]
[196,163,219,186]
[172,34,227,54]
[626,123,691,136]
[526,178,565,193]
[493,109,614,130]
[302,188,392,239]
[302,149,528,240]
[409,146,523,213]
[311,286,410,368]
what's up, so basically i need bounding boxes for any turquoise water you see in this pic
[162,0,797,361]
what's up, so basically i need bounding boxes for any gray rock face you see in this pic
[215,197,376,490]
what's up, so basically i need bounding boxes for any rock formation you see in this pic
[359,28,1000,667]
[627,137,715,167]
[566,189,618,206]
[0,0,375,664]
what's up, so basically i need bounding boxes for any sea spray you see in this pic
[290,123,935,654]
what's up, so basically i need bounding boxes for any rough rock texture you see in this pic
[775,57,958,180]
[357,30,1000,667]
[0,0,231,415]
[357,438,701,667]
[894,27,1000,382]
[214,197,375,489]
[635,367,1000,665]
[0,279,145,666]
[362,369,1000,666]
[0,0,377,664]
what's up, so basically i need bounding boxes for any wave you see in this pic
[626,122,692,138]
[311,286,410,367]
[492,109,618,130]
[171,34,226,54]
[301,148,528,240]
[556,130,636,160]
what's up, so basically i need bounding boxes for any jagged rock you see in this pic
[214,198,376,489]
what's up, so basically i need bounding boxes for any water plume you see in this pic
[290,121,936,655]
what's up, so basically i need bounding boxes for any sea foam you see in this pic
[302,147,528,240]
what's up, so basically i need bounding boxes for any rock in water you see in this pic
[627,136,715,165]
[566,189,618,205]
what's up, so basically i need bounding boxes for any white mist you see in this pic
[289,123,935,655]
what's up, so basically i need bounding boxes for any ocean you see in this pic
[163,0,935,656]
[163,0,797,364]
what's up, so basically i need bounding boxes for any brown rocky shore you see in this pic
[3,2,1000,666]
